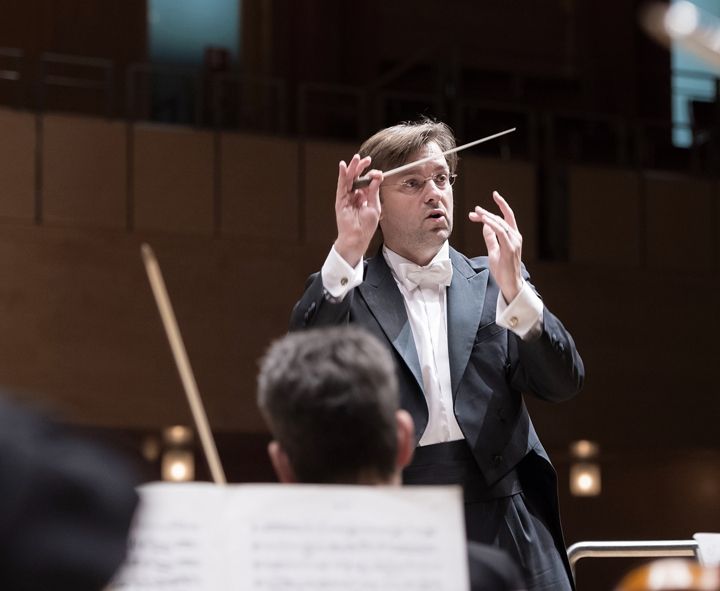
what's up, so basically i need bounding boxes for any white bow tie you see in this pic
[397,259,453,290]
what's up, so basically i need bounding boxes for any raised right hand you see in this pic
[333,154,383,267]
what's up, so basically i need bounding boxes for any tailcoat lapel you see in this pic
[447,248,489,397]
[358,255,425,394]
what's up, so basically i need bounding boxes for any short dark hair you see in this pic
[257,327,400,484]
[358,117,458,176]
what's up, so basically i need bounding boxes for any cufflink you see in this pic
[340,277,348,286]
[509,316,519,328]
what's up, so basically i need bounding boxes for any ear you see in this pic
[268,440,297,483]
[394,410,416,470]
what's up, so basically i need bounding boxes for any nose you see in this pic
[423,179,445,203]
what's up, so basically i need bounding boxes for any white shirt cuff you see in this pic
[321,246,364,300]
[496,280,544,340]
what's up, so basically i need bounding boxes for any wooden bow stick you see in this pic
[141,244,227,485]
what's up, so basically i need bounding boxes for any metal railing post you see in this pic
[567,540,699,579]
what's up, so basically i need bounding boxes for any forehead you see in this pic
[402,142,449,174]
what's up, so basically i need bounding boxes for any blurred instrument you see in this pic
[615,558,719,591]
[141,243,227,485]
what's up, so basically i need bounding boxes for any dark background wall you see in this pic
[0,0,146,113]
[258,0,669,117]
[0,0,145,57]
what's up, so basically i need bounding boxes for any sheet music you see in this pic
[110,482,469,591]
[110,483,225,590]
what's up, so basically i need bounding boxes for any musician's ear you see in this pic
[268,440,297,483]
[395,409,415,471]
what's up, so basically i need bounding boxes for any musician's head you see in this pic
[360,118,457,266]
[257,326,414,485]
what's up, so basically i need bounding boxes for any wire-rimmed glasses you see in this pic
[383,172,457,195]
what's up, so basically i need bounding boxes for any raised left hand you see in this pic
[468,191,523,303]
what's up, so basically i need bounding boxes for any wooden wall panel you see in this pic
[302,140,355,248]
[644,173,714,269]
[0,225,311,432]
[133,125,214,235]
[43,114,126,228]
[568,166,642,265]
[459,157,537,261]
[0,108,35,221]
[525,263,719,452]
[220,133,299,241]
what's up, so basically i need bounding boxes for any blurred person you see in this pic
[291,118,584,590]
[257,326,527,591]
[0,396,139,590]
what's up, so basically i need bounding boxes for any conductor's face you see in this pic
[378,142,454,266]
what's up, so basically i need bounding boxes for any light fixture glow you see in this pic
[163,425,193,445]
[578,474,593,490]
[665,1,700,37]
[570,462,601,497]
[169,461,188,480]
[570,439,599,459]
[161,449,195,482]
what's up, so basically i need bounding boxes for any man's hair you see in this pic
[257,326,400,484]
[358,117,458,176]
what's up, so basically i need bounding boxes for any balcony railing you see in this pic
[0,48,719,176]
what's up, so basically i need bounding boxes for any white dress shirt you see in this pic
[321,243,544,445]
[382,243,462,444]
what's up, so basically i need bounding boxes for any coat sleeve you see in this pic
[509,302,585,403]
[290,271,357,330]
[494,263,583,402]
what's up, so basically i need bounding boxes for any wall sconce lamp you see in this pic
[569,440,601,497]
[161,425,195,482]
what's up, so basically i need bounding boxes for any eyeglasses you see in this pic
[383,172,457,195]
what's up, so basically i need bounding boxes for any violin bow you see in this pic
[141,244,227,485]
